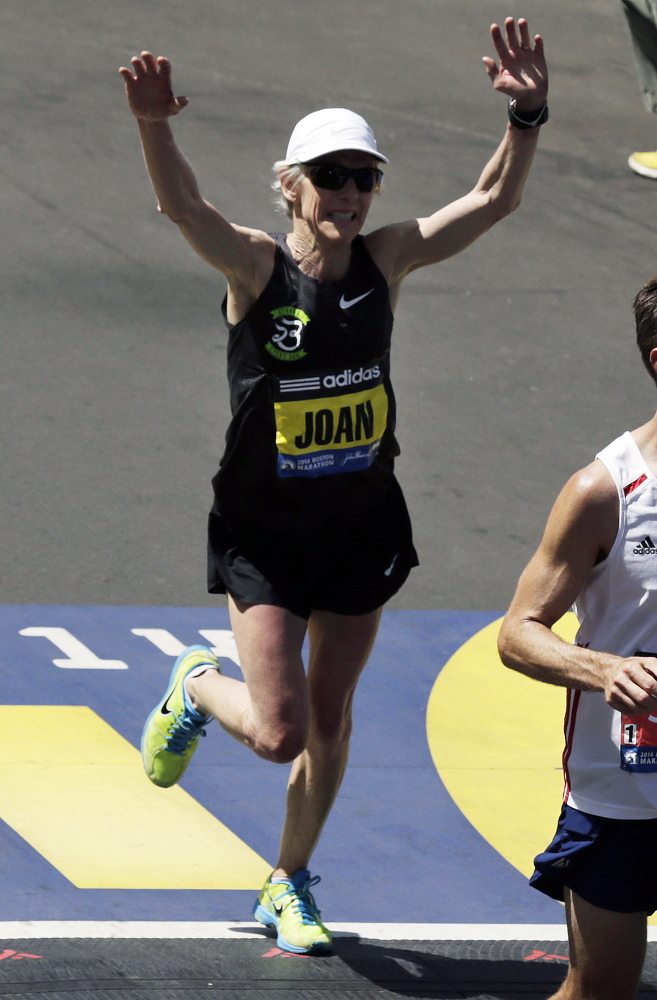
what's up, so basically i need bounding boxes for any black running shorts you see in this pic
[207,487,418,620]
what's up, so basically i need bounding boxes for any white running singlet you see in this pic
[567,431,657,819]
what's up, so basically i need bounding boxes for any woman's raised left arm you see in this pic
[367,18,548,282]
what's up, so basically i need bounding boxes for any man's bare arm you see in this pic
[498,460,657,714]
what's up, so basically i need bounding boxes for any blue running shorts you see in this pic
[531,802,657,914]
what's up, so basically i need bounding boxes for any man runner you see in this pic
[498,276,657,1000]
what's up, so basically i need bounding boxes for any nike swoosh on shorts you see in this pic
[384,554,399,577]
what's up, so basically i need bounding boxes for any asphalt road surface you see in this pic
[3,0,657,611]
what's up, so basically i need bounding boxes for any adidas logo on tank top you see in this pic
[633,535,657,555]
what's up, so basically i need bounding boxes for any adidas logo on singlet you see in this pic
[633,536,657,555]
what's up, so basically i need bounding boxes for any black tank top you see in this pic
[212,233,400,535]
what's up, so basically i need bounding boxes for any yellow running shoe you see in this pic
[253,869,332,954]
[141,645,220,787]
[628,151,657,179]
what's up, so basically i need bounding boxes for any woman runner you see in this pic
[120,18,548,955]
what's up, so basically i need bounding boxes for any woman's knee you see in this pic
[252,721,309,763]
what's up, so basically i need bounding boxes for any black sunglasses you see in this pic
[304,163,383,193]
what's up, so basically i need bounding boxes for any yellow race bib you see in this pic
[273,365,388,478]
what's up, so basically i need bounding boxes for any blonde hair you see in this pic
[271,160,304,217]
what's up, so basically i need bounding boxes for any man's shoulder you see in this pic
[566,459,618,509]
[548,460,619,561]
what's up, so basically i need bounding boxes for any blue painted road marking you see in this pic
[0,605,564,923]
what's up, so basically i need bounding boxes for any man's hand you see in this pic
[119,52,189,121]
[482,18,548,113]
[604,656,657,714]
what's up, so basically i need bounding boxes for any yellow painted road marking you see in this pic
[0,706,271,889]
[426,615,577,879]
[427,615,657,925]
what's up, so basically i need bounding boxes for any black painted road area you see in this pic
[3,0,657,612]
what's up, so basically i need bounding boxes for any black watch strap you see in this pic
[508,98,549,129]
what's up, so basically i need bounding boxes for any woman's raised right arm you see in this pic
[119,52,273,286]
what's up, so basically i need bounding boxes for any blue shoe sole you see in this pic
[253,902,332,955]
[140,645,216,786]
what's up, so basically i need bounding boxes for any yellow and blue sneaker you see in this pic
[253,869,332,954]
[141,644,220,787]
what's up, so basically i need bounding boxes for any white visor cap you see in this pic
[285,108,389,165]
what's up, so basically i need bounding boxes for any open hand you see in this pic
[119,52,189,121]
[482,18,548,113]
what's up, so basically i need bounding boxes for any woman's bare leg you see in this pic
[275,607,382,876]
[188,599,383,876]
[186,597,309,763]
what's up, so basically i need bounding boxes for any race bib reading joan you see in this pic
[274,363,388,478]
[621,650,657,772]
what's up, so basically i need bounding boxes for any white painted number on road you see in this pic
[132,627,240,665]
[19,628,129,670]
[131,629,186,656]
[19,626,241,669]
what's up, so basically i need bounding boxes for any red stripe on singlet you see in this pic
[624,474,647,496]
[562,688,581,801]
